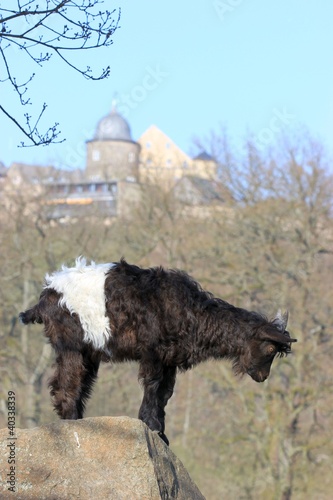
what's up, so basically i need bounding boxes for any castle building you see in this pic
[2,106,226,219]
[86,105,141,182]
[138,125,218,188]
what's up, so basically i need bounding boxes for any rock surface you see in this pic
[0,416,204,499]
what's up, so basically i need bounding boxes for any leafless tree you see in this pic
[0,0,120,146]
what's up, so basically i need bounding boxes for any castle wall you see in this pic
[86,140,140,181]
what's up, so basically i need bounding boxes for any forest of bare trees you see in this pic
[0,133,332,499]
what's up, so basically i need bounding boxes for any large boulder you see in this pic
[0,416,204,499]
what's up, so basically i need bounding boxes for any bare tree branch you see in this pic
[0,103,62,146]
[0,0,120,146]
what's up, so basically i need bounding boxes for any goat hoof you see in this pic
[158,431,169,446]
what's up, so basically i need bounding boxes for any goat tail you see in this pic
[19,305,43,325]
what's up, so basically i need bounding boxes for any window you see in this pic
[128,152,135,163]
[92,149,100,162]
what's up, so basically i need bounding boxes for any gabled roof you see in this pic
[193,151,216,162]
[138,125,191,165]
[7,162,84,184]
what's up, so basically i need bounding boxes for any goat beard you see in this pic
[231,359,267,383]
[231,359,247,378]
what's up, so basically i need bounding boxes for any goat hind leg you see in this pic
[49,350,86,419]
[76,350,101,418]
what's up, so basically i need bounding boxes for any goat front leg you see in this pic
[157,365,177,434]
[49,350,86,419]
[138,362,176,445]
[138,361,164,435]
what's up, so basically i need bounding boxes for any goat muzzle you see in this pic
[247,369,268,383]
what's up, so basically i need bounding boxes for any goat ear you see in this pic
[260,328,297,344]
[272,310,289,332]
[260,311,298,344]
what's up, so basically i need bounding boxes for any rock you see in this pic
[0,416,205,499]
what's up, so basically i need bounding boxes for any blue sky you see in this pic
[1,0,333,169]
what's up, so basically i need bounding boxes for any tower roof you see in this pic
[94,106,132,141]
[193,151,215,162]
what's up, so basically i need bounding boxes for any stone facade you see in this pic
[86,139,140,182]
[86,106,140,182]
[138,125,217,188]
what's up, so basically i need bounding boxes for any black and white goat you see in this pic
[20,257,297,445]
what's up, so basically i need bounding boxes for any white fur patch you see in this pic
[44,257,114,350]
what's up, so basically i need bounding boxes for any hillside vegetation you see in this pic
[1,135,332,499]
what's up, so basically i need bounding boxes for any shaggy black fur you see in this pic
[20,259,297,445]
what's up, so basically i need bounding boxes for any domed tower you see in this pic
[86,105,141,181]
